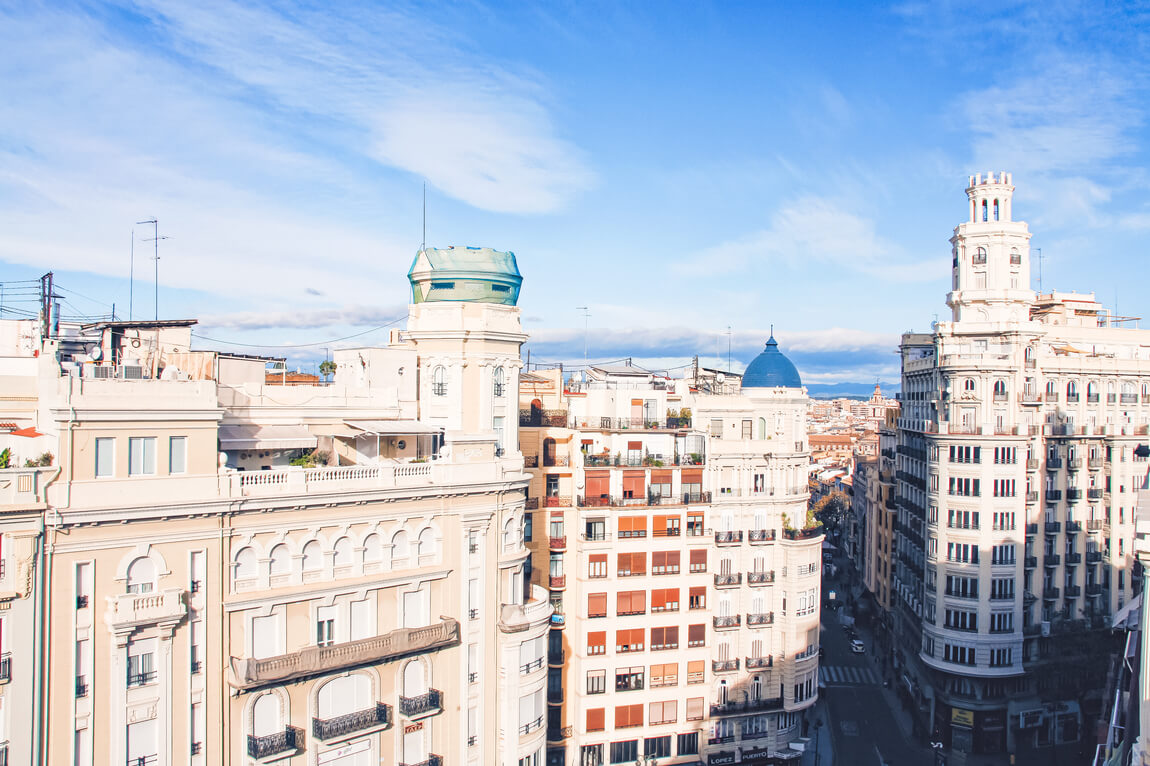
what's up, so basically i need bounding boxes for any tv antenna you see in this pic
[421,182,427,251]
[1034,247,1044,293]
[577,306,590,361]
[725,326,732,372]
[137,218,169,321]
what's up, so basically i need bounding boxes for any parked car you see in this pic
[850,638,865,654]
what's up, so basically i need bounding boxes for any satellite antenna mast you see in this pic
[421,183,427,252]
[577,306,590,361]
[129,226,135,320]
[137,218,169,321]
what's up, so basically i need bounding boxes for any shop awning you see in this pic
[1112,598,1140,630]
[219,424,318,450]
[345,420,443,436]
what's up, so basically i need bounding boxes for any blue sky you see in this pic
[2,1,1149,385]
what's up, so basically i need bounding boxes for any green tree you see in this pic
[319,360,336,382]
[812,491,851,534]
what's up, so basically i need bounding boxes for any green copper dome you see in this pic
[408,246,522,306]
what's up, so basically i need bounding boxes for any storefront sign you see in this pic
[404,722,424,734]
[1018,709,1044,729]
[707,753,736,765]
[951,707,974,727]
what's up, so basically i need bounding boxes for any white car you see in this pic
[850,638,865,654]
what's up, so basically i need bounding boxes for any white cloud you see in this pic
[672,196,944,281]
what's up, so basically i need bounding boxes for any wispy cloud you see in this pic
[672,196,944,281]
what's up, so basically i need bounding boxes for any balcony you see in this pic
[1024,556,1037,569]
[313,703,391,741]
[524,497,540,510]
[712,659,740,673]
[1045,490,1062,502]
[1066,520,1082,533]
[1047,457,1063,469]
[1088,489,1104,500]
[713,615,741,629]
[549,575,566,590]
[1087,584,1103,597]
[715,531,743,545]
[1064,586,1081,598]
[543,496,572,508]
[1045,521,1061,534]
[782,527,824,541]
[745,656,774,669]
[520,715,545,735]
[230,618,460,691]
[747,612,775,626]
[1066,489,1082,502]
[1026,523,1038,535]
[542,454,570,468]
[107,588,187,632]
[247,727,303,760]
[1043,554,1061,567]
[524,455,539,468]
[747,571,775,585]
[0,654,8,684]
[1027,459,1040,470]
[399,756,443,766]
[1086,551,1102,564]
[1043,587,1060,600]
[1089,457,1105,469]
[748,529,776,543]
[710,697,784,716]
[1067,394,1080,403]
[1046,392,1060,402]
[714,573,742,588]
[399,689,443,718]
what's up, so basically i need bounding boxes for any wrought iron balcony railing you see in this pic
[312,703,391,740]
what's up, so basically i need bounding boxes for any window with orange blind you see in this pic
[683,468,703,501]
[689,549,707,572]
[585,470,610,500]
[587,631,606,655]
[686,696,705,720]
[652,550,680,575]
[616,628,644,653]
[617,552,646,577]
[616,590,646,616]
[650,662,678,687]
[687,624,705,647]
[687,660,705,685]
[689,586,706,610]
[653,514,680,536]
[587,592,607,618]
[615,703,643,729]
[651,625,679,651]
[588,554,607,578]
[651,588,679,613]
[648,700,677,725]
[686,512,704,534]
[650,470,673,500]
[618,516,647,539]
[586,707,605,732]
[622,470,645,499]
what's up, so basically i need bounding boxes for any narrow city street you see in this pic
[819,553,934,766]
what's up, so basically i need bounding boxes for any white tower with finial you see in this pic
[945,171,1034,325]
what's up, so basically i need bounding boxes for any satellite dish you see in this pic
[716,373,726,384]
[88,345,102,361]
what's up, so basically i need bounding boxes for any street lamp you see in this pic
[634,755,657,766]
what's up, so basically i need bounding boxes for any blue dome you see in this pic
[742,335,802,388]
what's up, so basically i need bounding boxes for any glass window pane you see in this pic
[169,436,186,474]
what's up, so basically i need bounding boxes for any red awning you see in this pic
[11,427,44,438]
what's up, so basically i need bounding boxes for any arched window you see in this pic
[126,557,156,594]
[993,380,1006,399]
[751,674,763,701]
[973,247,987,265]
[252,693,281,738]
[432,366,446,397]
[1046,380,1056,395]
[1011,248,1022,266]
[1067,381,1078,399]
[332,537,353,567]
[993,199,999,221]
[269,544,290,576]
[363,533,383,563]
[234,548,258,580]
[317,674,371,721]
[757,418,766,440]
[417,528,438,561]
[981,200,988,222]
[964,378,975,392]
[301,541,322,572]
[1087,381,1099,402]
[493,366,505,398]
[402,660,427,698]
[718,679,729,704]
[391,531,410,567]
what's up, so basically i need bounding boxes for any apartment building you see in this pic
[520,337,823,766]
[0,245,551,766]
[893,173,1149,757]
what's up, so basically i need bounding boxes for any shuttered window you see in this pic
[619,516,647,538]
[586,707,605,732]
[687,624,706,647]
[588,554,607,578]
[686,696,705,720]
[651,588,679,612]
[623,471,645,499]
[618,552,646,577]
[615,703,643,729]
[653,514,680,536]
[689,549,707,572]
[617,590,646,616]
[649,700,677,725]
[587,592,607,618]
[650,662,678,687]
[652,551,680,575]
[616,628,644,653]
[689,586,706,609]
[585,470,610,500]
[588,631,606,655]
[687,661,705,685]
[651,626,678,650]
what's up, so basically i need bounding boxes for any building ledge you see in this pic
[105,588,186,632]
[230,618,460,691]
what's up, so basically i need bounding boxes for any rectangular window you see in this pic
[686,660,704,684]
[128,437,156,476]
[651,550,680,575]
[677,732,699,755]
[126,638,156,686]
[95,437,114,477]
[587,669,606,694]
[586,707,605,732]
[615,628,644,653]
[169,436,187,474]
[616,590,646,616]
[689,586,706,610]
[650,662,678,687]
[689,549,707,573]
[650,625,678,651]
[615,666,645,692]
[618,516,647,539]
[645,733,673,756]
[685,696,705,720]
[610,740,639,764]
[614,704,643,729]
[687,623,705,648]
[650,588,679,613]
[316,605,338,646]
[588,554,607,579]
[588,592,608,618]
[617,552,646,577]
[587,631,606,655]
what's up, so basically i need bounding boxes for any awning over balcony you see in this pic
[345,420,443,435]
[219,424,318,450]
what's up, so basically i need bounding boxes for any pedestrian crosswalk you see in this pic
[820,664,880,686]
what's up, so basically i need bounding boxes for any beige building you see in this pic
[894,173,1149,757]
[519,337,824,766]
[0,246,552,766]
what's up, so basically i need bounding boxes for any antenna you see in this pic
[129,226,135,320]
[725,326,732,372]
[576,306,590,361]
[421,183,427,252]
[1035,247,1044,293]
[137,218,169,321]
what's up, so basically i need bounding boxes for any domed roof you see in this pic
[742,335,802,389]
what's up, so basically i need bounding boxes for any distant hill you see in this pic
[806,382,900,400]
